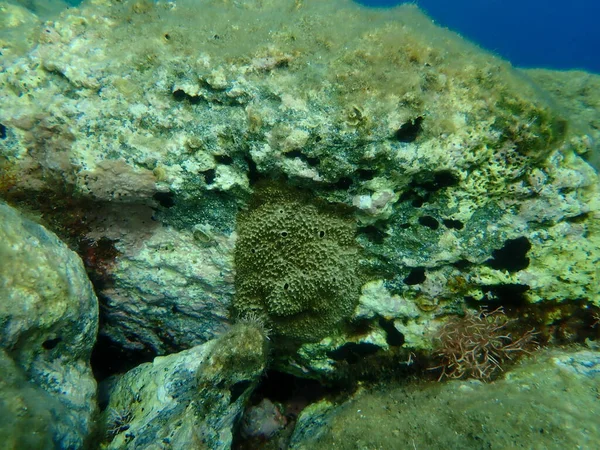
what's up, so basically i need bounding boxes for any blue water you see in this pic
[357,0,600,74]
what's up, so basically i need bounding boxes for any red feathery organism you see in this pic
[432,307,537,381]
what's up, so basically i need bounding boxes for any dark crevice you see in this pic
[443,218,464,230]
[328,342,381,364]
[357,169,376,180]
[232,370,331,449]
[332,177,353,190]
[418,215,439,230]
[378,318,404,346]
[399,190,425,207]
[467,284,531,311]
[348,318,373,336]
[358,224,386,244]
[249,371,326,406]
[91,334,155,383]
[0,123,6,139]
[153,191,175,208]
[453,259,471,270]
[404,267,426,285]
[400,171,459,208]
[172,89,202,104]
[394,116,424,142]
[412,170,460,193]
[284,150,320,167]
[202,168,216,184]
[565,212,589,224]
[244,155,261,185]
[411,196,425,207]
[214,154,234,165]
[230,381,252,403]
[486,236,531,272]
[42,337,62,350]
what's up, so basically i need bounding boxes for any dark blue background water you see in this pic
[356,0,600,74]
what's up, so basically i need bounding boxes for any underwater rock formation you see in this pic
[524,69,600,170]
[99,321,268,450]
[290,349,600,449]
[0,201,98,449]
[0,0,598,379]
[92,205,236,355]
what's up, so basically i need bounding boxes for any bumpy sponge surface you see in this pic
[234,184,360,342]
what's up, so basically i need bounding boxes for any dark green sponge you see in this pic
[233,183,361,342]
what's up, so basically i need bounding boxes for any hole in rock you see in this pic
[394,116,424,142]
[231,380,252,403]
[284,150,319,167]
[412,170,460,193]
[91,334,155,383]
[202,168,216,184]
[215,154,234,165]
[357,169,376,180]
[232,370,332,449]
[243,155,260,185]
[153,191,175,208]
[359,224,386,244]
[328,342,381,364]
[443,218,464,230]
[42,337,62,350]
[486,236,531,272]
[404,267,426,285]
[418,215,439,230]
[378,318,404,346]
[333,177,353,190]
[468,284,530,312]
[172,89,201,104]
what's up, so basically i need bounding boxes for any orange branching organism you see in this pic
[432,307,537,381]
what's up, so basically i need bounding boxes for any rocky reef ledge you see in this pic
[1,0,599,448]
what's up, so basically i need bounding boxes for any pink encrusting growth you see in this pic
[432,308,537,381]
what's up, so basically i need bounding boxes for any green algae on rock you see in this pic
[233,183,361,342]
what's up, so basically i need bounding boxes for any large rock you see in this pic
[290,349,600,449]
[0,201,98,449]
[99,321,268,449]
[0,349,55,450]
